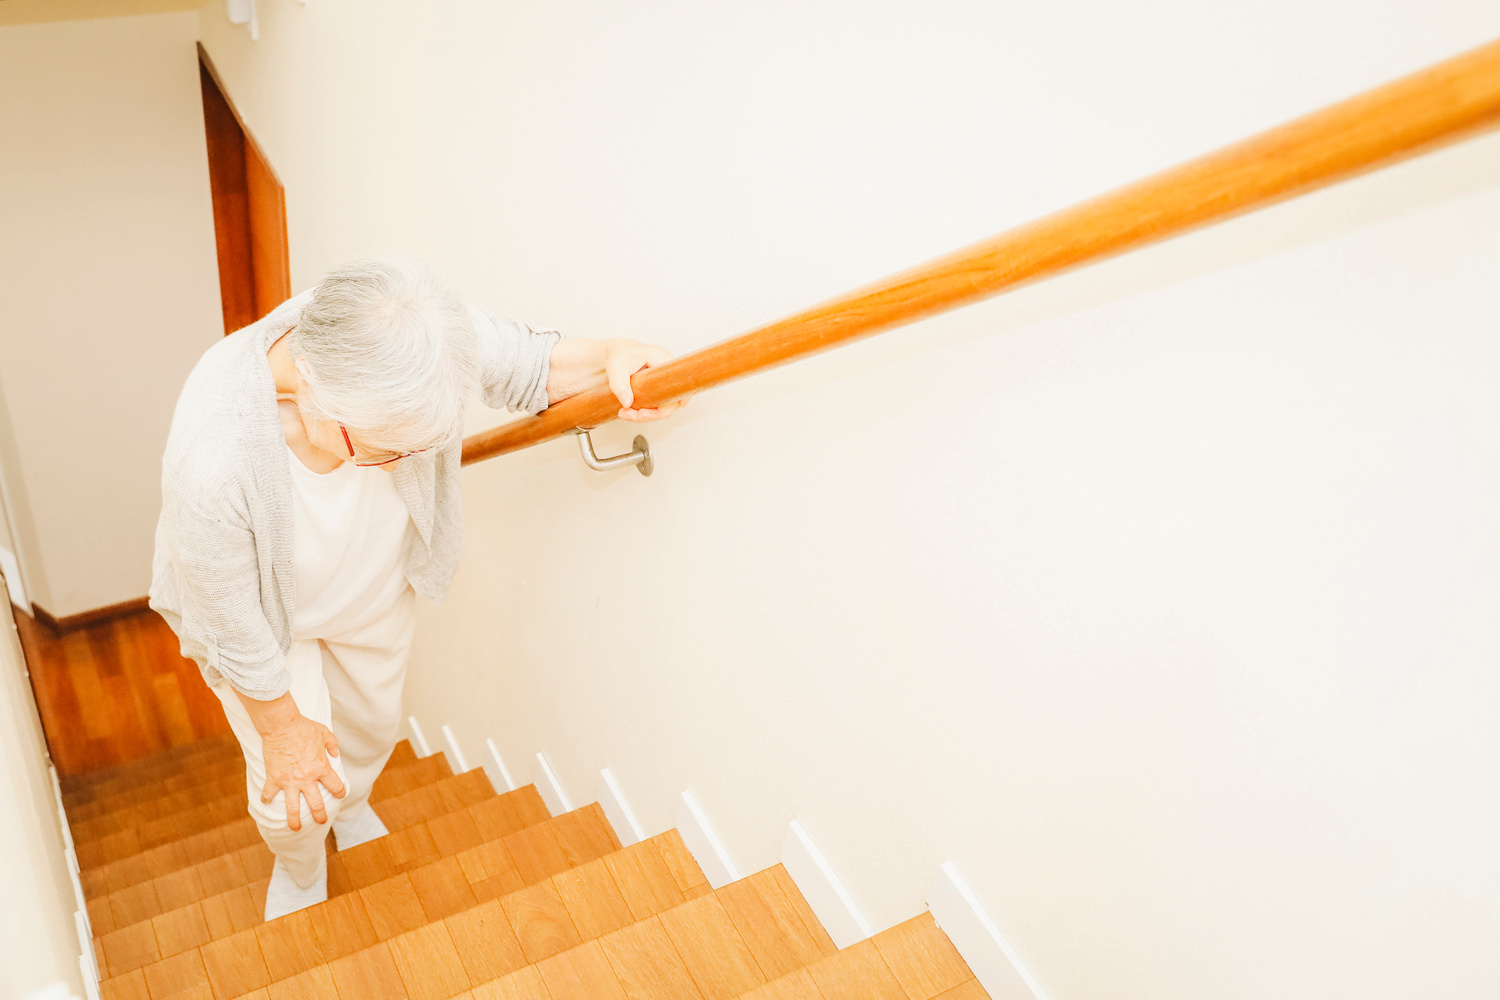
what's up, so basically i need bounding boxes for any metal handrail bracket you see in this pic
[574,428,653,476]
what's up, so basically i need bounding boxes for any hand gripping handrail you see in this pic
[462,38,1500,468]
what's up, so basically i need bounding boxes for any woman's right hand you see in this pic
[233,689,347,832]
[260,714,347,832]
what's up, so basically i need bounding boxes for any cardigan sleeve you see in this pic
[151,470,291,701]
[469,305,561,414]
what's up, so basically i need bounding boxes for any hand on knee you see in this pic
[253,784,342,834]
[256,714,348,832]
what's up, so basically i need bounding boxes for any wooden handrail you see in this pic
[463,38,1500,466]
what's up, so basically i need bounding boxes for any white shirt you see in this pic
[287,447,415,639]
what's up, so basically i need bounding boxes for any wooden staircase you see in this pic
[64,734,989,1000]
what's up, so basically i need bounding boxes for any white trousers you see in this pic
[213,589,415,888]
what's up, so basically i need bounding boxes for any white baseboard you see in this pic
[1,545,28,609]
[929,862,1049,1000]
[405,716,433,757]
[79,957,100,1000]
[51,763,94,971]
[74,910,96,978]
[49,767,74,854]
[484,739,517,792]
[77,904,100,998]
[779,820,873,949]
[440,724,470,773]
[675,790,740,889]
[597,768,645,847]
[533,752,573,816]
[81,958,100,1000]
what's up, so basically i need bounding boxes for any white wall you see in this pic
[0,0,205,29]
[0,12,222,616]
[198,3,1500,998]
[0,582,87,999]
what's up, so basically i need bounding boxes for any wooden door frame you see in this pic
[198,43,291,334]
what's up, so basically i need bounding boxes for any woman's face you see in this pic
[292,377,412,468]
[304,412,412,468]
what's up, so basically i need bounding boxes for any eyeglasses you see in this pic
[338,423,429,467]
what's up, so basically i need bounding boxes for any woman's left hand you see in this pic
[602,339,689,422]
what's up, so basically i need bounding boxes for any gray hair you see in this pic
[291,258,480,454]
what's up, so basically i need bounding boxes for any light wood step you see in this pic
[82,764,489,914]
[62,732,244,801]
[91,782,558,980]
[68,740,419,829]
[202,846,983,1000]
[98,799,626,996]
[74,748,442,868]
[85,768,514,944]
[85,767,499,942]
[70,771,245,832]
[358,864,982,1000]
[67,755,250,823]
[71,737,993,1000]
[463,856,828,1000]
[732,912,983,1000]
[70,741,421,839]
[449,856,823,1000]
[60,730,240,788]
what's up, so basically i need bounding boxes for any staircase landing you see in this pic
[16,605,231,777]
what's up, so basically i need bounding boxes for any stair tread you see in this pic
[61,730,241,785]
[78,738,985,1000]
[216,828,703,1000]
[70,773,247,838]
[95,786,572,978]
[595,913,703,999]
[84,763,483,904]
[484,904,980,1000]
[75,750,450,871]
[63,734,246,801]
[359,864,967,1000]
[70,740,423,839]
[479,886,979,1000]
[90,769,522,947]
[66,746,244,801]
[98,807,635,990]
[86,769,502,945]
[67,738,422,824]
[105,828,988,1000]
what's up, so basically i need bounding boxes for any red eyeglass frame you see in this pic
[338,423,428,467]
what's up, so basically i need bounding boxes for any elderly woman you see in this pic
[150,258,680,919]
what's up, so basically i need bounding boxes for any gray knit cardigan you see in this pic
[149,290,559,700]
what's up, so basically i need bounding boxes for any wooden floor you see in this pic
[14,605,231,777]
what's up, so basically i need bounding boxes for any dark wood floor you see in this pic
[14,605,231,777]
